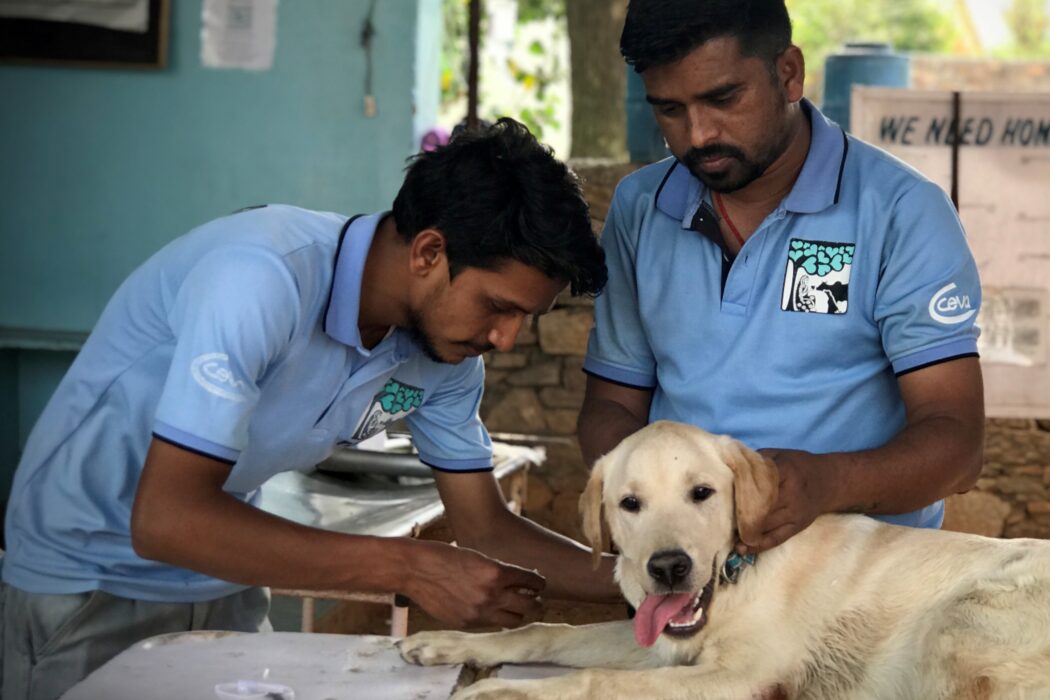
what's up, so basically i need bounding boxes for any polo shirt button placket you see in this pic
[722,223,771,315]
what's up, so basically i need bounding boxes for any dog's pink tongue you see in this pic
[633,593,694,647]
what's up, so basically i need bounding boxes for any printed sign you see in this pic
[201,0,277,71]
[852,87,1050,417]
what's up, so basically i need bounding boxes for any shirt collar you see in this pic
[655,98,848,226]
[782,99,849,214]
[324,211,421,364]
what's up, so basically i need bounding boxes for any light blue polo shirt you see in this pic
[3,205,493,601]
[584,100,981,529]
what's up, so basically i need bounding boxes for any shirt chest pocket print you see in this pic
[350,379,425,442]
[781,239,854,315]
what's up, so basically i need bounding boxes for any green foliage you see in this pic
[440,0,471,107]
[517,0,564,23]
[787,0,956,66]
[1002,0,1050,57]
[440,0,566,139]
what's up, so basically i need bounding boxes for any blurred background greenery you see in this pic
[437,0,1050,159]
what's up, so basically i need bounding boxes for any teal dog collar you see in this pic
[720,552,757,585]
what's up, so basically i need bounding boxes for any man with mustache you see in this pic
[579,0,984,560]
[1,118,618,700]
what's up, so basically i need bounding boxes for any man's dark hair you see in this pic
[621,0,792,73]
[392,117,606,297]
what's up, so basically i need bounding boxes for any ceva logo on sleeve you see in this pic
[928,283,976,325]
[191,352,249,402]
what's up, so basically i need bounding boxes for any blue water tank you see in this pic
[625,68,670,163]
[822,43,910,132]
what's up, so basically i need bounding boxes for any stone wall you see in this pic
[911,56,1050,92]
[806,55,1050,106]
[945,419,1050,538]
[480,159,1050,543]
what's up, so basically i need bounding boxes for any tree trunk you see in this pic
[566,0,628,160]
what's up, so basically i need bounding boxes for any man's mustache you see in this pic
[683,145,747,167]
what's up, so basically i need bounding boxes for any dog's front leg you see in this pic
[398,620,660,670]
[452,666,777,700]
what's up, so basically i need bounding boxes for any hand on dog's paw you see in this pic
[396,630,479,666]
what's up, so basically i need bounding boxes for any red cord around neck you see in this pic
[713,191,746,247]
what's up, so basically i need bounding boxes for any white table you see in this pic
[64,631,570,700]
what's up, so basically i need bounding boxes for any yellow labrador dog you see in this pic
[398,421,1050,699]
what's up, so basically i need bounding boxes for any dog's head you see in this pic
[580,421,778,648]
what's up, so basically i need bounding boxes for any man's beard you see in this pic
[405,308,494,364]
[406,307,450,364]
[681,103,794,193]
[682,143,768,193]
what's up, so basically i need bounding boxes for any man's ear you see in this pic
[408,228,447,277]
[579,456,610,570]
[777,44,806,104]
[717,436,779,546]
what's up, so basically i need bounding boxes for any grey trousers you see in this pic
[0,583,271,700]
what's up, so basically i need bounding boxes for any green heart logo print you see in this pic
[782,239,853,314]
[351,378,425,441]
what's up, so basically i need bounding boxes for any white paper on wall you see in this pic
[201,0,277,71]
[0,0,148,33]
[978,287,1046,368]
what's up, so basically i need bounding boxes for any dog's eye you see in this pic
[691,486,713,503]
[619,495,641,513]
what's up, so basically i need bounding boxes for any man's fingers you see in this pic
[483,609,526,629]
[749,523,799,553]
[756,507,795,536]
[464,591,542,629]
[498,589,545,619]
[499,564,547,593]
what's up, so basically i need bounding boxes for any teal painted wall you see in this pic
[0,0,440,510]
[1,0,437,332]
[0,351,17,539]
[16,351,79,449]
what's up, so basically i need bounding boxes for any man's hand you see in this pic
[737,448,837,555]
[403,540,546,629]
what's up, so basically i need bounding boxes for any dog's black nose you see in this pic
[647,549,693,588]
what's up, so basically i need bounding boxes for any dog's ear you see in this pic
[579,455,610,570]
[718,437,779,546]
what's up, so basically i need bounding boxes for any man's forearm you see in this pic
[577,398,648,467]
[818,413,983,516]
[134,484,430,594]
[133,438,477,598]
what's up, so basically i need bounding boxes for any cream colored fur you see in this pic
[398,421,1050,699]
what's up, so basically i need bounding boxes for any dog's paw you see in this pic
[397,630,482,667]
[452,678,537,700]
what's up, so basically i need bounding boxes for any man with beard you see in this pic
[578,0,985,554]
[2,118,618,700]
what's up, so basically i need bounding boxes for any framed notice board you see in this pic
[852,87,1050,418]
[0,0,169,69]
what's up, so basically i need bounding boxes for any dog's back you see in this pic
[737,515,1050,699]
